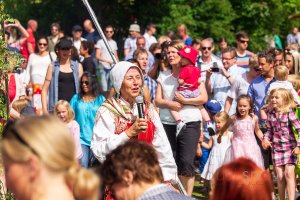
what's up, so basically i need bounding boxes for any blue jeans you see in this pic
[80,144,95,168]
[100,67,112,92]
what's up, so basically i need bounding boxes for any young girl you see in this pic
[225,95,266,169]
[201,111,233,180]
[55,100,83,160]
[263,88,300,200]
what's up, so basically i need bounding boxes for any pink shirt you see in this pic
[67,120,83,159]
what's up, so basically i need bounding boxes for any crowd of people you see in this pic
[3,17,300,200]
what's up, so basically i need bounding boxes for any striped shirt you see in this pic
[236,50,253,70]
[144,74,157,101]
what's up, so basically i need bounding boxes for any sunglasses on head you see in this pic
[239,39,249,44]
[202,47,212,51]
[81,81,89,85]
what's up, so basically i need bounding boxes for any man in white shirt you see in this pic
[95,25,119,93]
[124,24,140,58]
[143,23,157,50]
[197,38,223,81]
[71,25,86,59]
[206,47,245,115]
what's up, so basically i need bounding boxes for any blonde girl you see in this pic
[201,111,233,180]
[55,100,83,159]
[263,88,300,200]
[1,115,99,200]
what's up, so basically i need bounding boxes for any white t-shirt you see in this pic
[124,37,136,58]
[197,55,224,81]
[267,80,300,104]
[96,39,118,69]
[144,32,157,50]
[25,52,57,85]
[157,69,202,124]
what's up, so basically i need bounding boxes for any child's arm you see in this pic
[201,137,213,149]
[262,113,274,149]
[254,115,264,141]
[288,111,300,147]
[178,78,184,85]
[224,96,233,114]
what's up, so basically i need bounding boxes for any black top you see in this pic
[58,71,76,102]
[82,56,97,75]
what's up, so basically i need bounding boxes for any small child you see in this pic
[262,88,300,200]
[224,95,267,169]
[55,100,83,160]
[80,40,97,75]
[261,65,300,121]
[201,111,233,181]
[288,74,300,97]
[171,46,214,136]
[12,98,35,119]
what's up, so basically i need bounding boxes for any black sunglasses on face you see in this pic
[239,39,249,44]
[202,47,212,51]
[81,81,89,85]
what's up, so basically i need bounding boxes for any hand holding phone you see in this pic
[211,62,219,72]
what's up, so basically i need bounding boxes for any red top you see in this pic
[21,28,35,60]
[8,74,16,105]
[178,65,200,91]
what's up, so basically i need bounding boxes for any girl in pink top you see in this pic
[55,100,83,159]
[225,95,266,169]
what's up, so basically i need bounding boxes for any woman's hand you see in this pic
[125,118,148,138]
[168,100,183,112]
[292,147,300,155]
[262,139,272,150]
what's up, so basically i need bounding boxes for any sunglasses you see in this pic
[81,81,89,85]
[202,47,212,51]
[239,39,249,44]
[38,43,47,46]
[253,68,260,72]
[106,30,113,33]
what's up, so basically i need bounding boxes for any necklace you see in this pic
[82,95,96,102]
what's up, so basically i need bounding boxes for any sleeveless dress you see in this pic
[201,132,232,180]
[225,116,264,169]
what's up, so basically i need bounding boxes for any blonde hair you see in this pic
[288,74,300,92]
[274,65,289,81]
[269,88,296,113]
[249,54,258,68]
[1,116,100,200]
[54,100,75,122]
[177,23,188,34]
[214,111,230,124]
[12,99,29,113]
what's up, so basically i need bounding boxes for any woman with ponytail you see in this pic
[1,115,100,200]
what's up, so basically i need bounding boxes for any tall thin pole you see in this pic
[81,0,118,64]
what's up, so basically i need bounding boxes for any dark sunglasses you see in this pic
[202,47,212,51]
[239,39,249,44]
[254,68,260,72]
[81,81,89,85]
[106,30,113,33]
[38,43,47,46]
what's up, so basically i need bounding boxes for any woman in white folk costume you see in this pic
[91,61,177,181]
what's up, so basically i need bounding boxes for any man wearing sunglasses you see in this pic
[197,38,223,80]
[235,31,253,70]
[96,25,119,93]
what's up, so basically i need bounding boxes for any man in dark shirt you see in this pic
[80,40,96,75]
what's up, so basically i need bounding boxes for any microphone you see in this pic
[135,95,145,118]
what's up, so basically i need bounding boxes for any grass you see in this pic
[192,173,209,200]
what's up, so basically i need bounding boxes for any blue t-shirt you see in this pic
[70,94,105,146]
[184,37,192,46]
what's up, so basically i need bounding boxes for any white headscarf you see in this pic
[110,61,143,94]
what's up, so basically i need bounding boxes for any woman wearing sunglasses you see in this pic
[25,36,57,115]
[42,38,83,114]
[70,72,105,168]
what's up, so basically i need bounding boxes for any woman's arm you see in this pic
[147,60,160,80]
[41,64,53,114]
[174,81,208,106]
[15,19,29,45]
[78,63,83,79]
[155,83,182,111]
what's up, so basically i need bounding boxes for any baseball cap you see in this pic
[178,46,198,65]
[72,25,83,32]
[129,24,140,32]
[204,100,222,114]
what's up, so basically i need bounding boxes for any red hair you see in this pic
[210,158,273,200]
